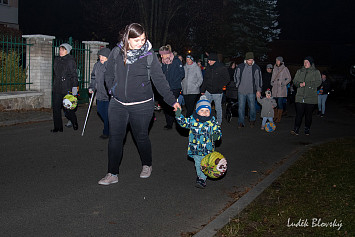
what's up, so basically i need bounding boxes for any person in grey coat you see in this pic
[234,52,262,128]
[181,55,203,117]
[257,90,277,130]
[88,47,111,139]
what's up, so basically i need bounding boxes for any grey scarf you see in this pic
[118,40,151,64]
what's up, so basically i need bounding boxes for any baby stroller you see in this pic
[225,80,238,122]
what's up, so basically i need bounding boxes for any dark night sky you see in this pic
[18,0,355,65]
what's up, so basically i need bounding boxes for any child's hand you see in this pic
[175,108,182,117]
[212,133,219,141]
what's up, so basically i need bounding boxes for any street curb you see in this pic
[193,146,308,237]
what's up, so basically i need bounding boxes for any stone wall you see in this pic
[0,91,44,111]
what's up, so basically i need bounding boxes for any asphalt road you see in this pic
[0,98,353,236]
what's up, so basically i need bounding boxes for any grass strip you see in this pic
[215,138,355,237]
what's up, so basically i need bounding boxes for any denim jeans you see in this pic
[238,93,256,125]
[205,91,223,124]
[97,100,109,136]
[107,99,154,175]
[318,94,328,114]
[191,155,207,181]
[275,97,285,110]
[262,117,273,127]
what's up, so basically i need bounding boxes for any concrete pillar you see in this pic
[82,41,109,87]
[22,34,55,108]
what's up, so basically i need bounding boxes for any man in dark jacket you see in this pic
[234,52,262,128]
[51,43,78,132]
[160,45,185,129]
[200,53,230,124]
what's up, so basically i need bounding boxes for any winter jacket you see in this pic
[105,46,176,107]
[176,114,221,156]
[317,79,331,95]
[293,64,322,104]
[201,61,230,94]
[53,54,78,94]
[262,72,272,94]
[234,62,262,94]
[271,64,292,97]
[161,56,185,90]
[257,96,277,117]
[89,61,109,101]
[181,62,203,95]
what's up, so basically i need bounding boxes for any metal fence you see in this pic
[0,35,31,92]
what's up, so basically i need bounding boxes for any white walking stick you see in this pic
[81,91,95,136]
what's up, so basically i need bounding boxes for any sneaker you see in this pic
[65,120,72,128]
[98,173,118,185]
[305,128,310,136]
[320,114,324,118]
[261,126,265,130]
[195,177,206,189]
[238,123,244,129]
[290,129,299,136]
[140,165,152,178]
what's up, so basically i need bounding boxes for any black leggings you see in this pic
[107,99,154,175]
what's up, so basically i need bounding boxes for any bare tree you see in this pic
[134,0,189,48]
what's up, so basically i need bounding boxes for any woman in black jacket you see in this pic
[98,23,181,185]
[51,43,78,132]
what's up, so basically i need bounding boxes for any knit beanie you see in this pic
[276,56,283,63]
[266,64,273,69]
[208,53,218,61]
[98,47,111,58]
[304,56,314,66]
[186,55,194,61]
[59,43,72,54]
[195,95,211,113]
[245,52,254,60]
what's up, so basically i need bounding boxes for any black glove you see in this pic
[175,108,182,117]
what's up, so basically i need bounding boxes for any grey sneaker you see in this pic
[140,165,152,178]
[65,120,72,128]
[98,173,118,185]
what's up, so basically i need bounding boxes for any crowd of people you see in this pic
[50,23,328,187]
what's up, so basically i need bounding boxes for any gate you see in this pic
[52,37,91,104]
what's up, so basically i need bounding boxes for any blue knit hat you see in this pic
[195,95,211,113]
[186,55,194,61]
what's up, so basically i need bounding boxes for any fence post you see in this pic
[82,41,109,89]
[22,34,55,108]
